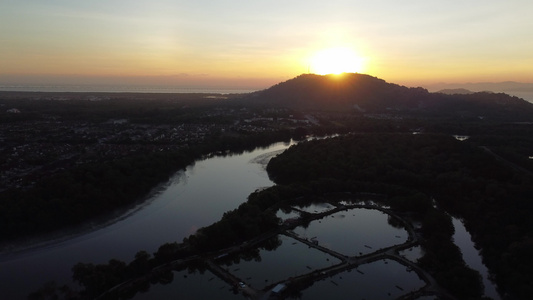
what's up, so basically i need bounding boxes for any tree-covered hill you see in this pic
[251,73,427,111]
[249,73,533,121]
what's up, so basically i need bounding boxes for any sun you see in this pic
[309,47,365,75]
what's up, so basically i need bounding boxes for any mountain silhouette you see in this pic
[249,73,533,120]
[437,88,474,95]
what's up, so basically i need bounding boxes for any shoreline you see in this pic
[0,87,259,95]
[99,200,455,300]
[0,145,288,260]
[0,170,186,260]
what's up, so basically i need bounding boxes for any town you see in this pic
[0,92,315,192]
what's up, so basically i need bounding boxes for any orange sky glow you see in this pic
[2,1,533,91]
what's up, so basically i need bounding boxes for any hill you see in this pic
[249,73,533,121]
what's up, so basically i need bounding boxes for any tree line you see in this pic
[0,130,293,242]
[267,133,532,299]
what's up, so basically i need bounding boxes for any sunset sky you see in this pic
[1,0,532,89]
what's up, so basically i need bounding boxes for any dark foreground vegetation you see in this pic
[34,133,532,300]
[266,134,532,299]
[251,73,533,121]
[0,92,311,242]
[0,130,295,241]
[3,74,533,299]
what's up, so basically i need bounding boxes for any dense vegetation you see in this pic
[21,124,533,299]
[0,151,194,240]
[0,130,293,242]
[267,133,533,299]
[251,73,533,121]
[37,184,294,299]
[0,93,232,124]
[6,77,533,299]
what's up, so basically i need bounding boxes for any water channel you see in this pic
[0,139,500,299]
[0,141,293,299]
[452,217,500,300]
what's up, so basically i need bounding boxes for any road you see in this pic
[480,146,533,176]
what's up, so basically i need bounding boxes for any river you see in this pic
[0,141,294,299]
[0,138,500,300]
[452,217,501,300]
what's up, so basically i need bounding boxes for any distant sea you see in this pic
[0,84,261,94]
[506,91,533,104]
[1,84,532,104]
[425,82,533,104]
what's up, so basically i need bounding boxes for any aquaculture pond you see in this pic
[0,136,500,299]
[219,235,342,290]
[132,268,241,300]
[293,208,409,256]
[299,259,425,300]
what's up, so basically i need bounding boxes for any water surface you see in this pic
[220,235,341,290]
[132,268,243,300]
[293,209,408,256]
[299,259,425,300]
[0,141,292,299]
[452,217,500,300]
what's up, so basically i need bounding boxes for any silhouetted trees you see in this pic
[266,133,532,299]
